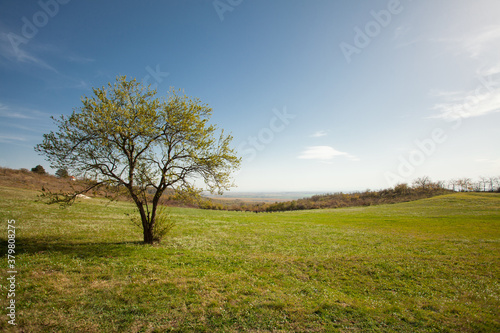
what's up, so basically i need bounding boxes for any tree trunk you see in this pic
[143,225,154,244]
[127,185,162,244]
[129,190,155,244]
[143,209,156,244]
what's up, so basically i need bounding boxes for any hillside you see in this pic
[0,186,498,332]
[0,167,79,192]
[1,167,494,213]
[203,183,453,212]
[0,167,190,208]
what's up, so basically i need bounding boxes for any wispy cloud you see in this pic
[298,146,358,161]
[431,25,500,59]
[0,32,58,72]
[5,123,47,133]
[478,64,500,77]
[0,107,34,119]
[462,25,500,59]
[430,67,500,120]
[427,24,500,120]
[310,130,328,138]
[66,55,95,64]
[0,135,28,143]
[0,102,50,120]
[431,91,500,120]
[392,24,423,50]
[16,51,58,72]
[429,90,464,100]
[394,25,411,40]
[475,157,500,173]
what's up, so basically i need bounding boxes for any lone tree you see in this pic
[35,76,240,244]
[31,165,46,175]
[55,168,69,178]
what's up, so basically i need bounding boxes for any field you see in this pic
[0,186,499,332]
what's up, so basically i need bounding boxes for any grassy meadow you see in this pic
[0,186,499,332]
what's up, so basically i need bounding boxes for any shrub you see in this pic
[129,206,175,243]
[152,207,175,243]
[31,165,46,175]
[56,168,69,178]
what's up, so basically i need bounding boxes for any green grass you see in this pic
[0,187,499,332]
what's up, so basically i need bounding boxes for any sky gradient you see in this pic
[1,0,499,192]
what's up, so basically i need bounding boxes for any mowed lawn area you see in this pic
[0,186,499,332]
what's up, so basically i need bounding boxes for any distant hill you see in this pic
[0,167,189,207]
[202,183,454,212]
[205,191,322,202]
[0,167,79,192]
[2,167,496,212]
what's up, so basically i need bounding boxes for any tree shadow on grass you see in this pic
[0,237,156,260]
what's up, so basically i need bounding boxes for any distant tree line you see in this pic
[18,167,500,213]
[201,176,500,213]
[29,165,69,178]
[444,176,500,192]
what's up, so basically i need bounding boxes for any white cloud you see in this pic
[310,130,327,138]
[0,32,58,72]
[0,108,34,119]
[298,146,358,161]
[462,25,500,59]
[478,64,500,77]
[431,25,500,60]
[431,88,500,120]
[430,60,500,120]
[0,135,27,143]
[429,90,464,101]
[0,102,50,120]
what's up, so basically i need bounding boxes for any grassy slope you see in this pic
[0,187,499,332]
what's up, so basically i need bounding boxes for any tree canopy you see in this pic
[35,76,240,243]
[31,165,46,175]
[55,168,69,178]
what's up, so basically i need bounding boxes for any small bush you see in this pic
[128,206,175,243]
[31,165,46,175]
[56,168,69,178]
[152,207,175,243]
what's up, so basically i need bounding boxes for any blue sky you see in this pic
[1,0,499,192]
